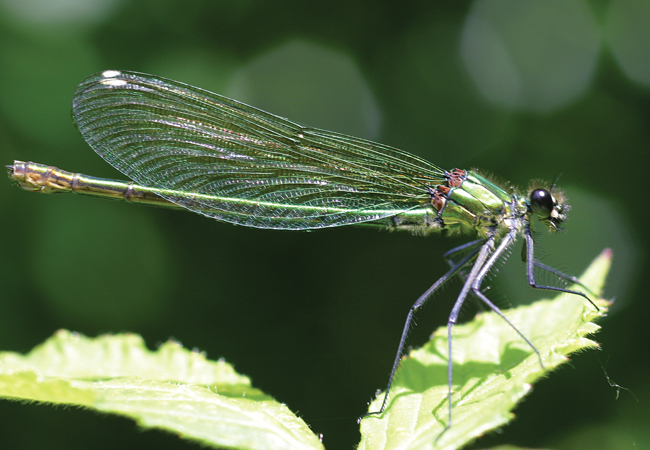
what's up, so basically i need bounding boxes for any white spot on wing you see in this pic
[102,70,121,78]
[100,79,128,86]
[99,70,127,86]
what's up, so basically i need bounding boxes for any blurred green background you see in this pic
[0,1,648,449]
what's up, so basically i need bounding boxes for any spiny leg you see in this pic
[442,239,485,288]
[532,260,596,296]
[438,229,548,440]
[437,234,497,439]
[444,239,485,266]
[524,225,599,310]
[471,228,544,368]
[361,241,483,419]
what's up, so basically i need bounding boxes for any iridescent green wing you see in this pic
[72,70,445,230]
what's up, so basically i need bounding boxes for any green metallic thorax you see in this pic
[437,171,525,238]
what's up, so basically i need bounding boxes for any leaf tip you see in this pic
[600,247,613,260]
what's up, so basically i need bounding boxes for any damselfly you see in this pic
[8,70,596,435]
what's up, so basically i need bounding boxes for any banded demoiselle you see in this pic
[8,70,597,435]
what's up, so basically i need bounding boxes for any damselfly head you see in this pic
[528,187,568,231]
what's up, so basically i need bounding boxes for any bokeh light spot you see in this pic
[461,0,601,113]
[606,0,650,89]
[226,40,381,140]
[30,199,173,329]
[0,0,122,27]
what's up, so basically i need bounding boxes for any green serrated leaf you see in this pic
[0,331,324,450]
[477,446,551,450]
[359,249,612,450]
[0,250,612,450]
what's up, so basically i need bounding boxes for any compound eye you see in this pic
[530,189,554,218]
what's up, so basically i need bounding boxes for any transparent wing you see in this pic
[72,70,445,230]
